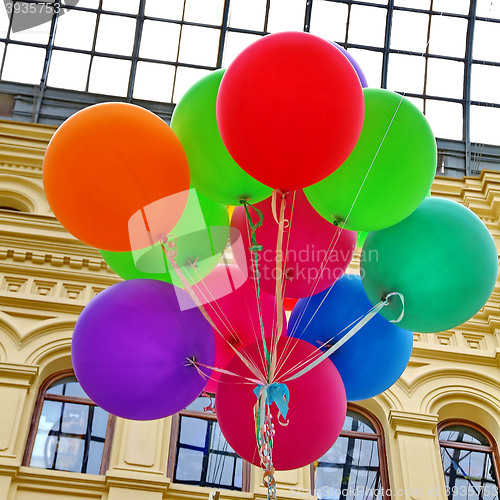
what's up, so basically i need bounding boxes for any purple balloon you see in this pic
[72,279,215,420]
[330,41,368,88]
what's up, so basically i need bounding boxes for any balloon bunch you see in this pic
[42,31,498,496]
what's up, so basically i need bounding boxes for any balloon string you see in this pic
[186,357,264,386]
[277,292,404,383]
[242,200,272,381]
[161,240,267,385]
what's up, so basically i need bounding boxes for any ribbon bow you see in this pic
[253,382,290,420]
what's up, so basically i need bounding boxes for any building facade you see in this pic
[0,119,499,500]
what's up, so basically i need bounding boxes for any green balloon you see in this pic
[361,197,498,333]
[171,69,272,206]
[101,189,229,287]
[305,88,436,232]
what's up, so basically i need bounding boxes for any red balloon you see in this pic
[231,190,356,298]
[193,265,286,394]
[216,337,346,470]
[216,32,364,191]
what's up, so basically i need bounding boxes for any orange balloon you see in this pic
[43,103,190,251]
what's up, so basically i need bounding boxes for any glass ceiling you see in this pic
[0,0,499,167]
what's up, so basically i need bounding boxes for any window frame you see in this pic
[310,403,391,499]
[438,418,500,497]
[23,369,115,475]
[167,395,251,492]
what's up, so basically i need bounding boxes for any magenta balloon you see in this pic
[193,264,286,393]
[330,42,368,88]
[72,279,215,420]
[231,190,357,298]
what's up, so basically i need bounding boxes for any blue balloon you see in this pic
[288,274,413,401]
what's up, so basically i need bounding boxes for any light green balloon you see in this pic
[361,197,498,333]
[171,69,272,206]
[305,88,436,232]
[100,189,229,287]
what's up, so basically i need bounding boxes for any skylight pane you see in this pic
[425,100,463,140]
[406,96,424,112]
[348,5,387,47]
[54,9,97,51]
[102,0,140,15]
[9,9,51,44]
[390,10,430,53]
[0,6,8,36]
[347,48,383,88]
[139,20,180,62]
[387,53,425,95]
[267,0,306,32]
[2,44,45,84]
[88,56,131,96]
[95,14,136,56]
[222,31,262,67]
[394,0,431,8]
[173,67,211,103]
[133,61,175,102]
[473,21,500,63]
[432,0,470,15]
[184,0,224,25]
[426,59,464,99]
[47,50,91,91]
[309,1,348,42]
[228,0,266,31]
[428,14,467,58]
[70,0,100,7]
[470,105,500,145]
[145,0,184,20]
[476,0,500,19]
[178,25,220,67]
[471,64,500,104]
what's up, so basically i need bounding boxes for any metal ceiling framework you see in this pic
[0,0,498,177]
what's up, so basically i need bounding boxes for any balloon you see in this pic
[194,264,286,393]
[100,189,229,287]
[216,32,364,191]
[72,279,214,420]
[43,103,190,251]
[171,70,272,206]
[216,337,346,470]
[230,190,356,298]
[304,89,436,232]
[289,274,413,401]
[330,42,368,87]
[361,197,499,333]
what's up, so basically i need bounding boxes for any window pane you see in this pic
[184,0,224,25]
[476,0,500,19]
[432,0,470,15]
[185,394,212,412]
[206,452,236,487]
[309,1,348,43]
[425,100,463,140]
[64,379,90,399]
[92,406,110,439]
[88,57,131,96]
[473,21,500,63]
[173,67,211,103]
[267,0,306,33]
[387,53,425,94]
[390,10,430,53]
[30,400,63,468]
[347,48,383,88]
[102,0,140,14]
[2,44,45,84]
[178,25,220,66]
[344,411,376,433]
[428,15,467,58]
[9,8,51,44]
[95,14,136,56]
[394,0,430,8]
[87,441,105,474]
[228,0,266,31]
[471,64,500,104]
[175,448,204,481]
[48,51,91,91]
[133,61,175,102]
[179,416,208,447]
[210,422,235,452]
[54,9,97,51]
[426,58,464,99]
[222,31,262,67]
[470,105,500,145]
[139,20,180,61]
[348,5,387,47]
[440,425,490,446]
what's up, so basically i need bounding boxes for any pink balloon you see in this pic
[216,337,346,471]
[231,190,356,298]
[191,264,286,393]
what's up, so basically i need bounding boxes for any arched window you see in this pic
[439,420,499,499]
[167,394,250,491]
[312,406,390,499]
[24,371,114,475]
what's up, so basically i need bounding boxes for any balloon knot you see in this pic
[331,216,345,228]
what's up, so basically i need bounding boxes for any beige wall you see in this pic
[0,120,499,500]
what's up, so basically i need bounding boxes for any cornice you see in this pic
[0,362,38,388]
[389,410,439,438]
